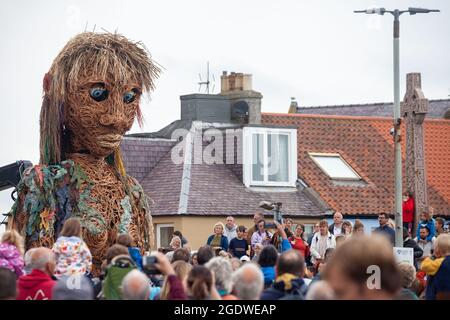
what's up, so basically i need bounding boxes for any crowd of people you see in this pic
[0,209,449,300]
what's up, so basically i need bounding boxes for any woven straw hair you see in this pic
[40,32,160,165]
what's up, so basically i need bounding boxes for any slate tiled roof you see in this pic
[262,113,450,216]
[120,137,176,182]
[125,123,326,217]
[296,99,450,119]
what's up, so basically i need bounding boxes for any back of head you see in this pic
[0,268,17,300]
[172,248,190,263]
[232,263,264,300]
[258,245,278,267]
[305,280,335,300]
[197,245,214,265]
[59,218,82,238]
[205,257,233,293]
[172,260,192,280]
[1,229,24,255]
[187,265,212,300]
[29,247,56,273]
[52,275,94,300]
[121,269,150,300]
[276,250,305,277]
[397,262,416,289]
[434,233,450,258]
[116,233,133,247]
[324,235,401,297]
[105,244,129,265]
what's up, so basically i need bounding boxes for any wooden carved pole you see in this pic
[401,73,429,235]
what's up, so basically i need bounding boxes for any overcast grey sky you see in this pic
[0,0,449,231]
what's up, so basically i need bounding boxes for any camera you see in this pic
[259,201,284,226]
[142,254,161,275]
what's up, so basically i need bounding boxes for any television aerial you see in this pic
[198,61,215,94]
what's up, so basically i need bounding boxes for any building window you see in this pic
[156,223,174,249]
[309,153,361,180]
[243,127,297,187]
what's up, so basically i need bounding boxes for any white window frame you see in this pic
[156,223,174,249]
[308,153,361,181]
[243,127,297,187]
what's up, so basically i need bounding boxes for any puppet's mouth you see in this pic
[96,133,122,148]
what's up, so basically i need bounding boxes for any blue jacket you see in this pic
[207,235,229,251]
[261,266,276,287]
[281,239,292,252]
[416,218,436,242]
[128,247,143,270]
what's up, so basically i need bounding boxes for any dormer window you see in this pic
[243,127,297,187]
[309,153,361,180]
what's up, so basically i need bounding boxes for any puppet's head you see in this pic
[40,32,160,172]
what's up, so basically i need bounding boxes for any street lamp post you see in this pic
[354,7,439,247]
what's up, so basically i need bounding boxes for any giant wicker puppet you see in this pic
[9,32,160,275]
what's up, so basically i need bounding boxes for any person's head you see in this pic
[434,234,450,258]
[213,222,225,235]
[24,248,36,275]
[172,248,191,263]
[378,213,389,227]
[305,280,335,300]
[324,248,335,262]
[421,209,432,221]
[313,222,320,233]
[105,244,129,265]
[232,262,264,300]
[170,236,182,249]
[276,250,305,278]
[254,243,264,256]
[1,229,24,256]
[333,212,343,226]
[173,230,183,240]
[243,228,249,239]
[323,235,401,300]
[403,191,413,201]
[0,268,16,300]
[387,219,395,229]
[285,218,294,230]
[435,218,445,232]
[116,233,133,247]
[295,224,305,238]
[197,245,214,265]
[52,275,94,300]
[342,221,352,235]
[59,217,82,238]
[236,225,246,239]
[226,216,235,229]
[187,265,213,300]
[353,220,365,236]
[419,226,430,240]
[319,219,329,236]
[160,260,192,300]
[121,269,150,300]
[190,252,198,266]
[258,245,278,268]
[29,247,56,276]
[335,235,346,248]
[230,258,242,271]
[40,32,160,165]
[253,212,264,225]
[257,220,266,233]
[205,257,234,294]
[397,262,416,289]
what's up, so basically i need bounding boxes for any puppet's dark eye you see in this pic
[90,87,109,102]
[123,89,139,104]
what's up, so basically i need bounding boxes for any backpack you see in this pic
[101,255,137,300]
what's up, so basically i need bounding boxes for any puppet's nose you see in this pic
[99,113,128,130]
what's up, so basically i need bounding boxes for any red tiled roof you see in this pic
[262,113,450,216]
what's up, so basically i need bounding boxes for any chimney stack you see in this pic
[220,70,262,124]
[288,97,298,113]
